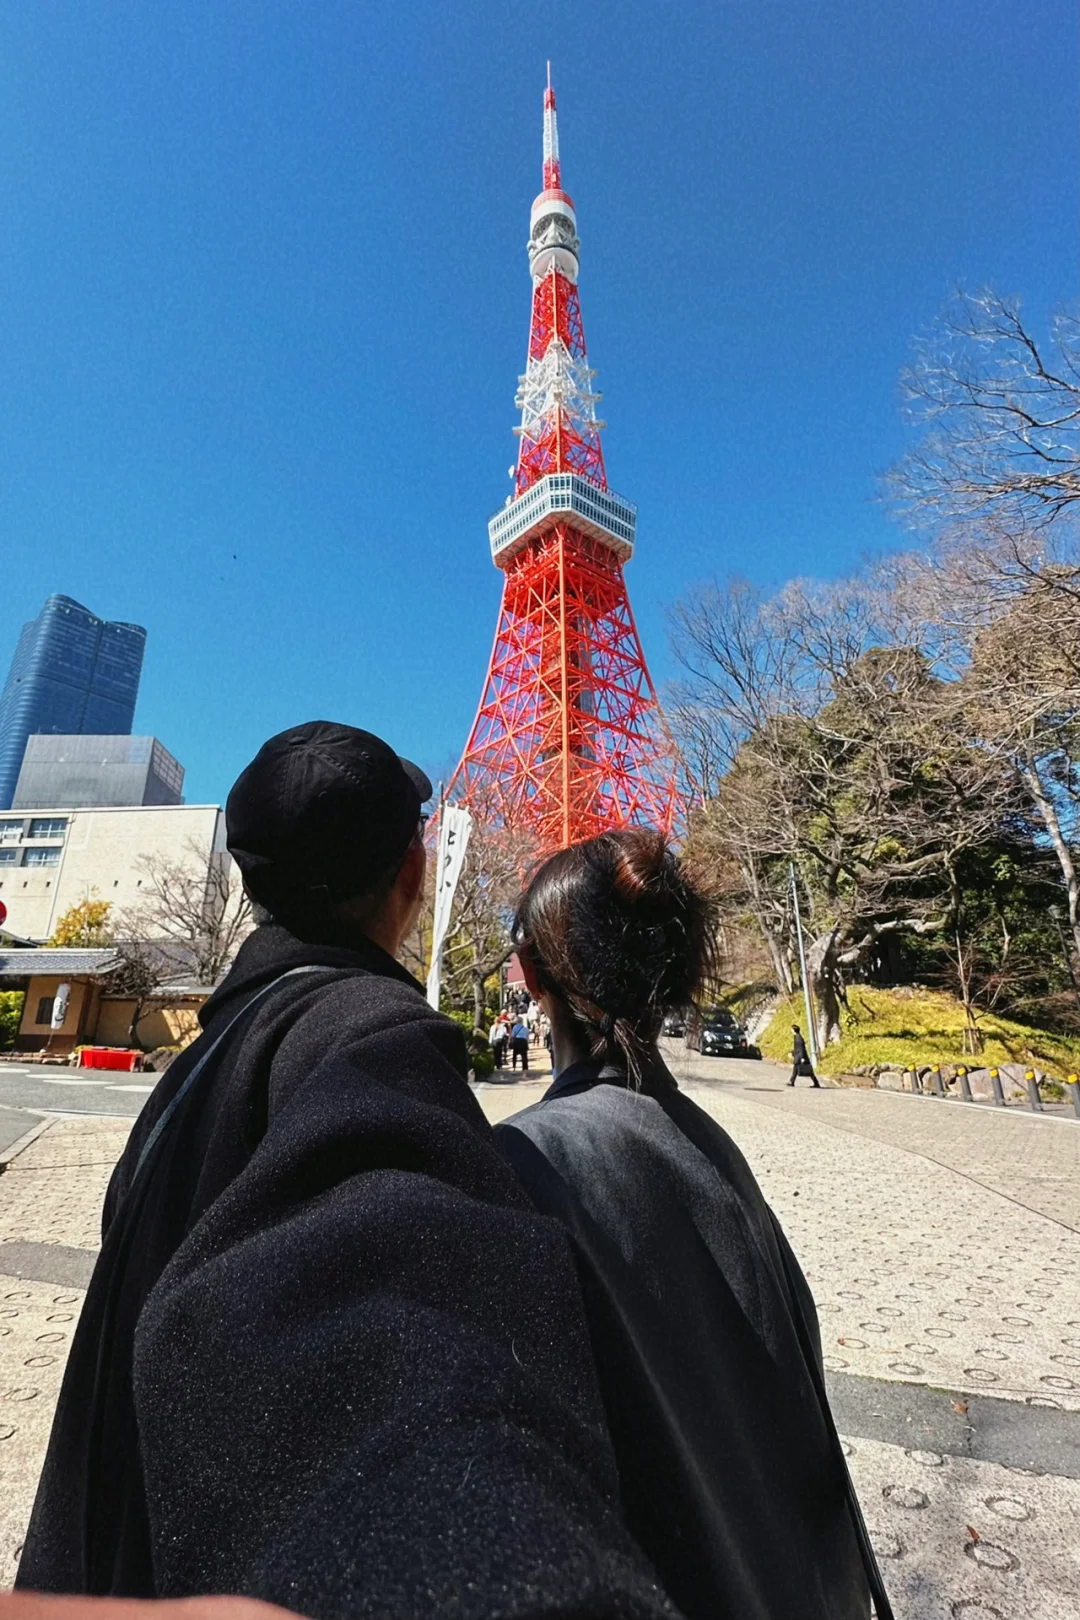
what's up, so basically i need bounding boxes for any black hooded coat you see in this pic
[16,925,676,1620]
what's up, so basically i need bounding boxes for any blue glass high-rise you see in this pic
[0,595,147,809]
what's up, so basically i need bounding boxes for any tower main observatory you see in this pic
[449,72,677,855]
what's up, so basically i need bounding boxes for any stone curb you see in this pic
[0,1116,54,1170]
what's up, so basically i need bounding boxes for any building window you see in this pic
[36,996,54,1026]
[0,850,16,864]
[0,823,22,845]
[28,818,67,840]
[23,847,60,867]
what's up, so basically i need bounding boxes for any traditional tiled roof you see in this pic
[0,948,121,978]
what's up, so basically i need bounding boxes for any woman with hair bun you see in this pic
[497,828,888,1620]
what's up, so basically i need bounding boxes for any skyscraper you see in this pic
[0,595,146,809]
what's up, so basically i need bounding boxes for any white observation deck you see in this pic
[489,473,636,569]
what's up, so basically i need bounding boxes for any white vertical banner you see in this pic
[51,983,71,1031]
[426,805,473,1010]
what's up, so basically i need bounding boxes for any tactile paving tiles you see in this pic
[0,1118,132,1252]
[0,1273,85,1587]
[0,1164,114,1252]
[6,1117,133,1171]
[845,1434,1080,1619]
[682,1086,1080,1412]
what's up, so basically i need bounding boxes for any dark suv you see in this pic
[686,1007,759,1059]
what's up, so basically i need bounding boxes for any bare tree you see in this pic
[440,811,535,1030]
[669,291,1080,1049]
[881,534,1080,961]
[102,943,172,1051]
[672,576,1020,1049]
[891,291,1080,530]
[962,580,1080,960]
[884,291,1080,962]
[120,840,253,986]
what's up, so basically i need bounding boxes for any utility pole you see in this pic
[1050,904,1080,1012]
[790,862,819,1069]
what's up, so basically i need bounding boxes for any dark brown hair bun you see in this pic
[513,828,716,1066]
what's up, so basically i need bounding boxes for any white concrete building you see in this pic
[0,803,226,941]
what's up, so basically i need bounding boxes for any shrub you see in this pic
[0,991,25,1049]
[140,1046,180,1073]
[446,1010,496,1077]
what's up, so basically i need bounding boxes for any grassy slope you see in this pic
[757,985,1080,1079]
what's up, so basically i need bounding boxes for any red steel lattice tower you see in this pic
[450,71,677,854]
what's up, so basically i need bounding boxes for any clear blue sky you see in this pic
[0,1,1074,804]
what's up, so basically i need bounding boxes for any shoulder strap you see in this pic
[128,965,346,1194]
[773,1222,895,1620]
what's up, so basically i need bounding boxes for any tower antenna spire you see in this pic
[542,65,561,191]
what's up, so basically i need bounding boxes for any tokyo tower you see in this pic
[449,70,677,854]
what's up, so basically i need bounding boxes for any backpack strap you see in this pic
[129,965,346,1194]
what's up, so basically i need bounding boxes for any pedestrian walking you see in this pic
[510,1016,530,1071]
[496,829,889,1620]
[489,1015,506,1069]
[16,723,672,1620]
[789,1023,820,1087]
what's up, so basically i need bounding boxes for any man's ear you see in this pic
[518,942,543,999]
[399,837,426,901]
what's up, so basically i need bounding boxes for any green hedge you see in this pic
[447,1010,496,1078]
[0,991,24,1050]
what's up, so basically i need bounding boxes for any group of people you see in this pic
[11,720,890,1620]
[488,1000,551,1072]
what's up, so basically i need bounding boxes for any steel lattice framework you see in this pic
[450,72,677,853]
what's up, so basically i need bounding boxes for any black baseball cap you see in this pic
[226,721,432,914]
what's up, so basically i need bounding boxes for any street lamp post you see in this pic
[790,863,819,1070]
[1049,904,1080,1013]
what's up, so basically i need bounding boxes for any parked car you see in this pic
[661,1011,687,1037]
[686,1006,761,1059]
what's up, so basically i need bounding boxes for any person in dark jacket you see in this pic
[789,1023,820,1086]
[16,723,675,1620]
[496,830,888,1620]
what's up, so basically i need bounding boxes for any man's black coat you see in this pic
[16,926,674,1620]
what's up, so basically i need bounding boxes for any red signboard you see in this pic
[0,900,7,927]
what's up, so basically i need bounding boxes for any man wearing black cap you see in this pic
[17,724,673,1620]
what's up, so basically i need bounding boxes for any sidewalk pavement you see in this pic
[0,1117,133,1586]
[1,1056,1078,1616]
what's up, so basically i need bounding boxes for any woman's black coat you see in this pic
[496,1062,871,1620]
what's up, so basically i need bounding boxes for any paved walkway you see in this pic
[1,1051,1079,1616]
[744,1083,1080,1232]
[0,1117,133,1585]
